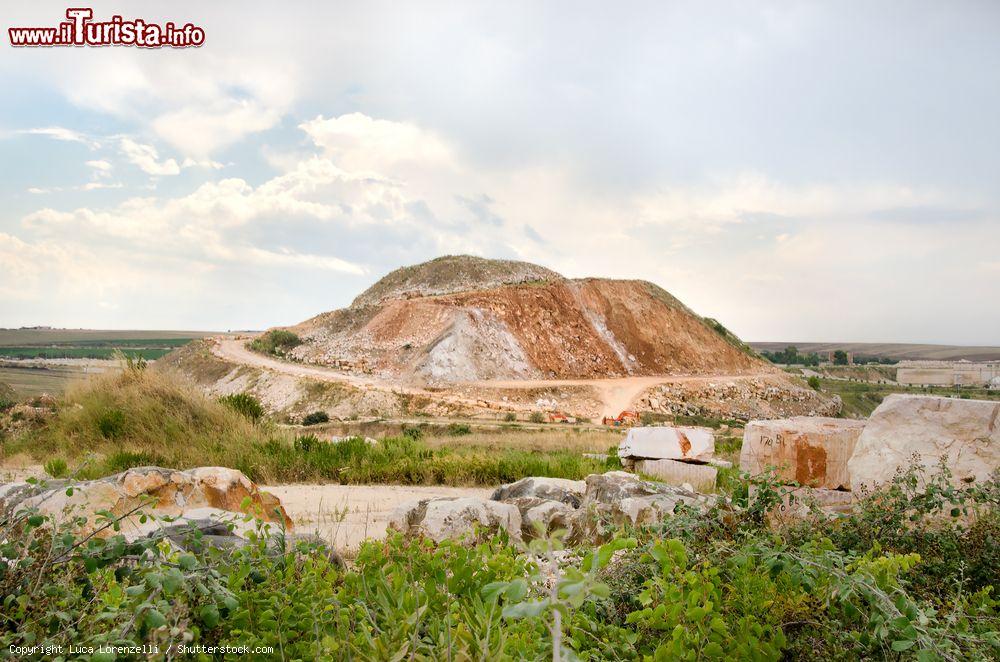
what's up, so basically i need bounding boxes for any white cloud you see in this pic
[19,126,99,148]
[153,100,281,159]
[301,113,454,172]
[119,137,180,176]
[85,159,113,173]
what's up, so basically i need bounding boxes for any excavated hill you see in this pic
[286,256,769,384]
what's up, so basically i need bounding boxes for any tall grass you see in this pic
[6,367,612,486]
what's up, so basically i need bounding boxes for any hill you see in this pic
[750,341,1000,362]
[285,255,767,384]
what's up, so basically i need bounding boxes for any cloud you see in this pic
[119,137,180,176]
[18,126,100,148]
[85,160,113,173]
[153,100,281,159]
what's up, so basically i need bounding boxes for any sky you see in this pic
[2,1,999,344]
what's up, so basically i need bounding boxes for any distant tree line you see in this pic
[761,346,822,366]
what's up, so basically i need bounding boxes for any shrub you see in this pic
[301,411,330,426]
[402,426,423,440]
[95,408,127,438]
[248,329,302,356]
[446,422,471,436]
[218,392,265,422]
[808,375,821,390]
[529,412,546,424]
[504,412,517,422]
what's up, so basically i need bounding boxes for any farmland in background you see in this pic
[0,328,215,397]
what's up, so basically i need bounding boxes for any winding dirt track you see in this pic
[212,337,767,418]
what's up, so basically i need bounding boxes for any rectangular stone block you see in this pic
[634,459,717,492]
[740,417,866,490]
[619,426,714,461]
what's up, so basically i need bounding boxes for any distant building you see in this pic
[896,360,1000,387]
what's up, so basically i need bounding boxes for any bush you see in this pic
[446,422,471,436]
[248,329,302,356]
[218,392,265,422]
[807,375,821,390]
[95,407,127,438]
[301,410,330,426]
[529,412,546,424]
[402,426,423,440]
[504,412,517,422]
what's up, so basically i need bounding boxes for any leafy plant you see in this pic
[218,392,265,422]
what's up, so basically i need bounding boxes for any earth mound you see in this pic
[285,256,769,384]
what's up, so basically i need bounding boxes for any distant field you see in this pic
[0,364,100,397]
[751,341,1000,362]
[0,329,215,361]
[816,377,1000,418]
[0,328,216,345]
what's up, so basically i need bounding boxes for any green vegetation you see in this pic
[0,381,15,411]
[218,392,265,422]
[4,367,609,485]
[2,466,996,659]
[301,410,330,426]
[248,329,302,356]
[808,375,821,390]
[762,345,822,366]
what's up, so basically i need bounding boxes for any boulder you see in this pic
[618,426,714,461]
[848,394,1000,491]
[388,497,522,542]
[634,459,717,493]
[573,471,713,537]
[491,477,586,507]
[0,466,291,538]
[501,497,575,538]
[741,417,866,489]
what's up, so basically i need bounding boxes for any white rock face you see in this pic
[741,417,866,490]
[618,426,714,461]
[388,497,522,542]
[848,394,1000,491]
[634,459,717,492]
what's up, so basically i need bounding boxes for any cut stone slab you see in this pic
[741,417,866,490]
[388,497,522,543]
[634,459,717,493]
[618,426,714,461]
[848,394,1000,492]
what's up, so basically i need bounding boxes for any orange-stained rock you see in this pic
[1,466,291,539]
[740,417,866,490]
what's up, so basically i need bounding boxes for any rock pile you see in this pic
[639,379,841,421]
[388,471,713,543]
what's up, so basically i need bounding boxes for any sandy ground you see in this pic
[262,484,492,550]
[213,336,764,418]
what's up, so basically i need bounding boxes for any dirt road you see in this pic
[263,484,491,551]
[213,337,768,418]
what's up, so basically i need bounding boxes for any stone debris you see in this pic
[848,394,1000,492]
[740,417,866,490]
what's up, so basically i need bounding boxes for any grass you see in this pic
[4,366,618,485]
[0,364,94,397]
